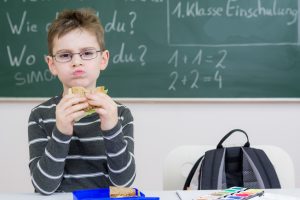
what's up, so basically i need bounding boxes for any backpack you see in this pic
[183,129,281,190]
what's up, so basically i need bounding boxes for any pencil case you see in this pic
[72,187,160,200]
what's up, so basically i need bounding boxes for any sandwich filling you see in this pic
[68,86,108,116]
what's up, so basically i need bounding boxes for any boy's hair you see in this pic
[47,8,105,55]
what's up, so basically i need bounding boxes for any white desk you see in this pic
[0,189,299,200]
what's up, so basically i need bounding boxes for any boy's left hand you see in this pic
[85,92,118,131]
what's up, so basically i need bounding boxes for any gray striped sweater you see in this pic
[28,95,135,195]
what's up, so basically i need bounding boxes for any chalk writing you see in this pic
[7,45,36,67]
[14,69,56,86]
[168,0,299,47]
[105,10,126,33]
[6,11,38,35]
[168,49,227,69]
[112,42,148,66]
[171,0,298,26]
[129,11,137,35]
[167,49,227,91]
[104,10,138,35]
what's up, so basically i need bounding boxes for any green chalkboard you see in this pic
[1,0,300,99]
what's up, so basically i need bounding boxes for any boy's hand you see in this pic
[56,94,88,135]
[85,92,118,131]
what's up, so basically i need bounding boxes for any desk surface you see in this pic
[0,189,299,200]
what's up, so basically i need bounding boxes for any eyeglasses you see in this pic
[52,49,102,63]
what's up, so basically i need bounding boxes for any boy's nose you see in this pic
[72,54,83,66]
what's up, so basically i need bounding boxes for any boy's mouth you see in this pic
[73,69,85,76]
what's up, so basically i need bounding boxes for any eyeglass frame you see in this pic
[51,49,103,63]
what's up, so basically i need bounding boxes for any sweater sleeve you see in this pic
[28,110,71,195]
[102,105,135,187]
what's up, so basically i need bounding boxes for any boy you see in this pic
[28,8,135,195]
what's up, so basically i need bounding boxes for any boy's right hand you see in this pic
[55,94,88,135]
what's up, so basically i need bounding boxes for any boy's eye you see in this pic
[82,50,94,56]
[81,50,96,59]
[58,53,71,59]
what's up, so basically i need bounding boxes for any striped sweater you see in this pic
[28,95,135,195]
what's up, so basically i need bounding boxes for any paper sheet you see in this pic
[175,190,300,200]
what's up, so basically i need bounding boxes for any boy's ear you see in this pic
[99,50,109,70]
[46,55,58,76]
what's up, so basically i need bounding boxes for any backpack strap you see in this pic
[242,147,281,188]
[183,156,204,190]
[200,148,226,189]
[217,129,250,148]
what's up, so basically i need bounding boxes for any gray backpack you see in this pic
[183,129,281,190]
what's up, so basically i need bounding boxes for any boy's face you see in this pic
[47,28,109,94]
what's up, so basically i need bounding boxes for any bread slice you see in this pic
[92,86,107,94]
[109,186,136,198]
[69,86,88,98]
[68,86,108,116]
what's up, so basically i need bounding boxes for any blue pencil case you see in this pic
[73,187,160,200]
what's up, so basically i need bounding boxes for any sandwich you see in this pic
[68,86,108,116]
[109,186,137,198]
